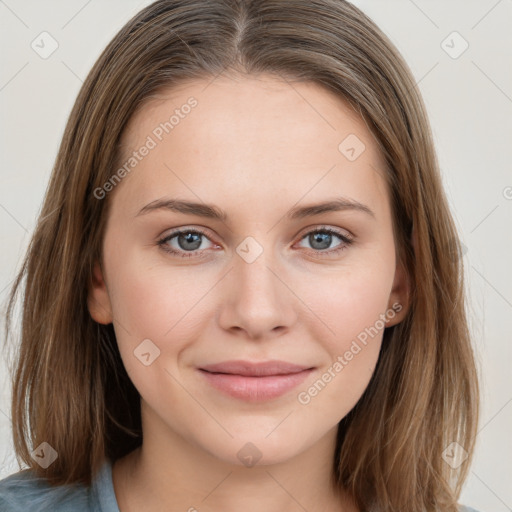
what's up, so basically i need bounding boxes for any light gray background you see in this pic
[1,0,511,510]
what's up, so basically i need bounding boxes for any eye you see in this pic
[295,227,353,256]
[157,228,217,258]
[157,226,353,259]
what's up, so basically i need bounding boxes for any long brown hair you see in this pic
[4,1,478,510]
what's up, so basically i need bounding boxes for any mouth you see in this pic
[197,360,315,402]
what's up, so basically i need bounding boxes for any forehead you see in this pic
[123,73,372,155]
[114,74,389,218]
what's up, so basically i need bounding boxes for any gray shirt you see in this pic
[0,459,482,511]
[0,459,119,511]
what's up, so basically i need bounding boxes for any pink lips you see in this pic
[198,360,314,402]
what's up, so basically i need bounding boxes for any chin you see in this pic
[198,427,318,469]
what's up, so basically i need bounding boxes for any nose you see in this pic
[217,242,298,340]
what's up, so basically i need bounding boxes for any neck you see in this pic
[112,401,358,512]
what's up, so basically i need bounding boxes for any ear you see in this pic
[385,258,410,327]
[87,261,113,325]
[385,229,414,328]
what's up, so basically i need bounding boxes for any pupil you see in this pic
[311,232,331,250]
[179,232,202,251]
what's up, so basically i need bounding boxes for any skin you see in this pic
[88,73,410,512]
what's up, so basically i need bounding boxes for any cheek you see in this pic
[106,266,215,408]
[110,265,211,337]
[296,258,394,348]
[291,260,394,416]
[104,245,217,377]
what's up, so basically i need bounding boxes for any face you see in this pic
[88,73,409,466]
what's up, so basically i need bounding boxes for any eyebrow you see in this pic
[136,197,375,221]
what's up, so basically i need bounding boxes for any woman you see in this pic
[0,0,480,510]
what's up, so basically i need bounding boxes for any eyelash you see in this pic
[157,226,354,259]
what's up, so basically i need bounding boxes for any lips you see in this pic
[199,360,312,376]
[198,360,314,401]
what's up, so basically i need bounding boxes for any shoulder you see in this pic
[0,470,90,511]
[0,459,117,512]
[459,506,482,512]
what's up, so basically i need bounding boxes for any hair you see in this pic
[4,0,479,510]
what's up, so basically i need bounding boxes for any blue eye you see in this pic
[157,228,214,259]
[296,227,353,255]
[157,226,353,259]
